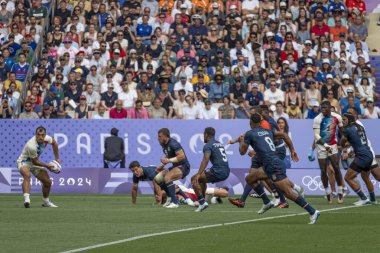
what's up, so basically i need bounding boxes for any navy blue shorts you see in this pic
[205,167,230,183]
[276,146,286,160]
[251,156,263,169]
[263,159,287,182]
[169,164,190,178]
[350,155,373,173]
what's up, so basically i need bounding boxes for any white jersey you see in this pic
[17,135,53,162]
[178,185,215,195]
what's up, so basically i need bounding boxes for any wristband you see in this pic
[169,157,179,163]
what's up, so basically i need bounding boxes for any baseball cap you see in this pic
[311,101,320,107]
[340,58,347,62]
[129,49,137,54]
[114,49,120,54]
[8,34,15,38]
[280,1,287,7]
[326,74,333,79]
[342,74,350,79]
[321,48,329,53]
[367,97,374,103]
[270,105,276,112]
[252,83,259,88]
[192,14,201,19]
[266,31,274,37]
[76,50,85,55]
[305,40,312,45]
[339,32,346,37]
[106,72,113,77]
[283,60,289,65]
[108,83,114,88]
[184,48,190,53]
[63,37,72,43]
[80,95,86,100]
[212,2,218,8]
[180,72,187,79]
[75,68,83,74]
[49,86,58,93]
[204,98,212,104]
[180,4,186,8]
[43,103,51,110]
[230,5,237,10]
[347,87,354,93]
[322,59,330,64]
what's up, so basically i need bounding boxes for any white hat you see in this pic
[266,31,274,37]
[305,40,312,44]
[342,74,350,79]
[311,101,320,107]
[321,48,329,53]
[180,4,187,8]
[326,74,333,79]
[280,2,287,7]
[230,4,237,10]
[252,83,259,88]
[305,58,313,64]
[192,14,201,19]
[212,2,219,8]
[340,57,347,62]
[129,49,137,54]
[347,87,354,92]
[235,17,242,22]
[246,14,255,19]
[283,60,289,65]
[269,6,275,10]
[270,105,276,112]
[322,59,330,64]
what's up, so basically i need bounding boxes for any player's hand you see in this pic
[160,157,170,165]
[55,159,61,165]
[155,166,164,173]
[227,139,235,145]
[341,152,348,161]
[192,174,200,185]
[291,151,299,162]
[47,164,55,171]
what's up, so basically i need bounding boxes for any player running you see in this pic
[313,101,345,203]
[191,127,230,212]
[239,113,320,224]
[17,126,60,208]
[156,128,194,208]
[340,113,380,205]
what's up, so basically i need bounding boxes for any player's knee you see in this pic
[43,179,52,188]
[344,174,351,182]
[22,173,31,181]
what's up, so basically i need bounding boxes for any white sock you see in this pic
[337,186,343,195]
[23,193,30,203]
[43,197,50,203]
[325,188,331,195]
[293,184,301,192]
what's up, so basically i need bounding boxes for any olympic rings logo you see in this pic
[302,176,324,191]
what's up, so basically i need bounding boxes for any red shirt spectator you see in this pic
[110,100,128,119]
[346,0,366,14]
[311,19,330,39]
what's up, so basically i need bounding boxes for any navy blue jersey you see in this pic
[132,166,157,184]
[203,138,230,170]
[162,138,190,168]
[343,124,373,159]
[244,126,279,166]
[266,116,285,147]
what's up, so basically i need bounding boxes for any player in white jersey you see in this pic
[17,126,61,208]
[313,101,345,203]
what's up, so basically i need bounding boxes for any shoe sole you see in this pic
[24,202,30,208]
[195,205,209,212]
[228,199,245,208]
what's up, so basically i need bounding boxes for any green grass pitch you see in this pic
[1,194,380,253]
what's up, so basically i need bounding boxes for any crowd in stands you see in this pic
[0,0,379,120]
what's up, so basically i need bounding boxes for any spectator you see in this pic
[101,83,118,110]
[342,95,362,116]
[264,80,285,106]
[273,101,289,122]
[138,85,155,108]
[172,89,187,119]
[209,74,229,103]
[93,105,108,119]
[245,82,263,107]
[174,72,193,98]
[10,53,29,83]
[183,95,201,119]
[339,87,361,112]
[363,98,380,119]
[235,97,250,119]
[0,96,12,118]
[19,101,39,119]
[148,97,167,118]
[128,100,149,119]
[218,96,235,119]
[286,100,303,119]
[304,80,321,114]
[82,83,101,111]
[110,100,128,119]
[118,81,138,110]
[104,128,125,168]
[200,99,219,119]
[74,95,89,119]
[229,77,247,105]
[29,95,42,118]
[306,101,321,119]
[157,83,174,118]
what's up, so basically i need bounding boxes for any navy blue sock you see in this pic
[369,192,376,202]
[166,181,178,204]
[159,183,168,195]
[177,188,188,199]
[240,184,253,202]
[355,188,367,200]
[198,195,205,205]
[272,186,286,202]
[295,196,316,215]
[253,185,270,205]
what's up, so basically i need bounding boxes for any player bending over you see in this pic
[17,126,60,208]
[239,113,320,224]
[191,127,230,212]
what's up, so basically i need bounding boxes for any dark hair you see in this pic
[276,101,283,106]
[321,100,331,107]
[36,126,46,134]
[277,117,289,134]
[250,113,262,123]
[158,128,170,137]
[204,127,215,137]
[129,160,140,169]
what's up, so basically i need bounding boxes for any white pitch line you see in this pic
[60,205,366,253]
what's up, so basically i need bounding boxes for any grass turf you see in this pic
[0,194,379,253]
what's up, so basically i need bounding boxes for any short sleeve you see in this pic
[203,143,212,154]
[312,115,321,129]
[244,131,252,145]
[171,140,183,153]
[132,175,139,184]
[334,113,343,127]
[27,146,38,159]
[44,135,53,144]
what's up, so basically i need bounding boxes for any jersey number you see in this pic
[219,148,228,162]
[265,137,276,151]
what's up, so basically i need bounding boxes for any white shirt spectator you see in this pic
[264,88,285,105]
[174,80,194,96]
[364,107,380,119]
[100,81,121,94]
[242,0,260,12]
[273,111,289,122]
[118,89,138,109]
[175,66,193,82]
[183,104,201,119]
[200,107,219,119]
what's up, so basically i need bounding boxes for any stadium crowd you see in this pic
[0,0,379,120]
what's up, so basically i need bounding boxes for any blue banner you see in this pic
[0,119,379,169]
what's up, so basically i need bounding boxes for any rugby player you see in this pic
[341,113,380,205]
[17,126,60,208]
[176,185,229,204]
[191,127,230,212]
[156,128,194,208]
[313,101,345,203]
[239,113,320,224]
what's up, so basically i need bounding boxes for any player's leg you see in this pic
[327,164,337,196]
[155,171,171,206]
[289,180,304,198]
[318,158,332,203]
[273,177,320,224]
[245,168,273,212]
[239,157,262,203]
[192,172,210,212]
[329,153,344,203]
[163,168,183,207]
[265,179,288,208]
[19,165,32,208]
[344,165,370,205]
[360,170,376,204]
[35,169,58,207]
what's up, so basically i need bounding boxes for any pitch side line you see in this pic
[61,205,366,253]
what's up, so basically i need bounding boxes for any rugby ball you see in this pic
[49,160,62,174]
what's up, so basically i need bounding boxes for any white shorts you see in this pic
[317,144,338,159]
[17,160,44,176]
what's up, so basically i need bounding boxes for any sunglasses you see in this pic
[90,69,96,71]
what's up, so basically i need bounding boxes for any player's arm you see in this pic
[239,134,249,156]
[192,152,211,185]
[274,132,299,162]
[132,182,138,205]
[31,157,52,170]
[228,134,244,145]
[51,139,61,164]
[152,179,162,204]
[160,149,185,165]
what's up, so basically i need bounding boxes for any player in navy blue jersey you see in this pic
[156,128,194,208]
[340,113,380,205]
[239,113,320,224]
[191,127,230,212]
[129,161,161,205]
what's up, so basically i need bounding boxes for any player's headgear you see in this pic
[204,127,215,137]
[129,161,141,169]
[343,113,356,125]
[250,113,262,123]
